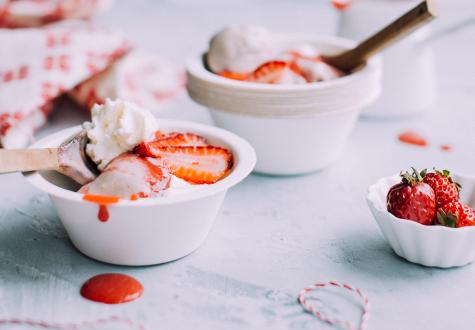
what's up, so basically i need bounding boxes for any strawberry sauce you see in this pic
[332,0,352,10]
[97,205,110,222]
[130,192,149,201]
[80,273,143,304]
[398,131,428,147]
[83,194,119,222]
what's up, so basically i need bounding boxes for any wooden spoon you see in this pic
[322,0,438,73]
[0,131,98,184]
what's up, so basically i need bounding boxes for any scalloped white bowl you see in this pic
[367,174,475,268]
[24,120,256,266]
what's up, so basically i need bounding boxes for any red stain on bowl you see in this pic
[80,273,144,304]
[83,194,120,222]
[398,131,428,147]
[130,192,149,201]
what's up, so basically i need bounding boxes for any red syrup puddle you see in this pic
[80,273,144,304]
[398,131,429,147]
[332,0,352,10]
[440,144,452,151]
[82,194,120,222]
[398,131,453,152]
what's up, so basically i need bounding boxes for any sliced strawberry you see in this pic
[289,61,307,80]
[248,61,288,83]
[247,60,305,84]
[135,132,208,156]
[154,132,207,147]
[143,146,233,184]
[218,71,250,81]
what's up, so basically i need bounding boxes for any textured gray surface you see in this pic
[1,0,475,329]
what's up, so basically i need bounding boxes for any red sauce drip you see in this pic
[440,144,452,151]
[398,131,428,147]
[83,194,119,222]
[80,273,143,304]
[97,205,109,222]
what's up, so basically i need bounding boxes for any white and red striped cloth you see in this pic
[0,20,129,148]
[69,51,185,115]
[0,0,184,148]
[0,0,112,28]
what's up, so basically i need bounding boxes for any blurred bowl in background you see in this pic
[186,35,382,175]
[336,0,437,118]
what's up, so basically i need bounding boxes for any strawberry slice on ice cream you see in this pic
[147,132,208,148]
[248,61,306,84]
[136,144,233,184]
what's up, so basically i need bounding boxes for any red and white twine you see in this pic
[0,282,368,330]
[0,316,146,330]
[298,281,370,330]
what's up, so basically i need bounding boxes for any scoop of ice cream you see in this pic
[85,98,158,170]
[295,57,343,82]
[162,175,207,197]
[207,25,278,73]
[79,153,170,198]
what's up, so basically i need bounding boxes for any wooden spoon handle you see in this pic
[0,148,60,173]
[324,0,438,72]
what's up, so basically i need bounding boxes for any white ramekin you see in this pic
[367,174,475,268]
[186,35,382,175]
[24,120,256,266]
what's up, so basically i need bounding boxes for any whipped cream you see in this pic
[85,98,158,170]
[207,25,278,73]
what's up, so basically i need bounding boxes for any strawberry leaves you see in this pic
[436,209,458,228]
[400,167,424,186]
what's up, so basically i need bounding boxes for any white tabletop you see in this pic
[1,0,475,329]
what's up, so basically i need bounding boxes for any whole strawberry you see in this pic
[421,169,460,208]
[387,168,436,225]
[437,202,475,227]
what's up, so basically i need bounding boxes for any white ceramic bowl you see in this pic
[367,174,475,268]
[186,35,382,175]
[24,120,256,266]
